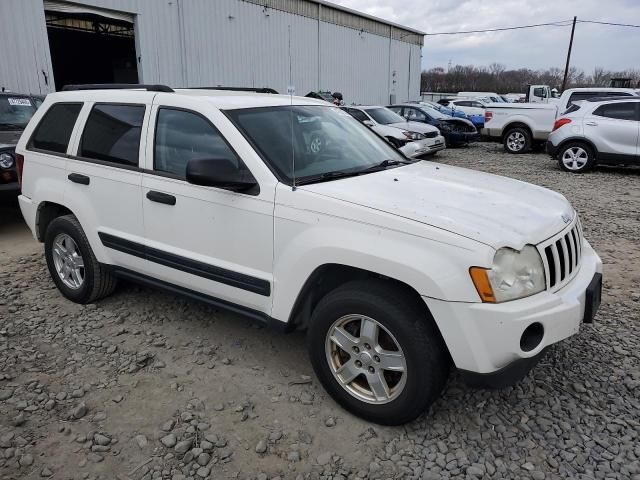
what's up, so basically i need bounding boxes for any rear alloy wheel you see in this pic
[44,214,117,304]
[308,280,449,425]
[558,143,595,173]
[503,127,531,154]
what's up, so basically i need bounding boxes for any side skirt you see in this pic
[108,266,291,333]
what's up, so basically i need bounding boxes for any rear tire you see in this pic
[44,214,117,304]
[557,142,595,173]
[307,280,449,425]
[503,127,532,154]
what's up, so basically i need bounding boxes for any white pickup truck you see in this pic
[483,87,640,153]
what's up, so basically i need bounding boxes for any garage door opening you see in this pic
[45,4,138,90]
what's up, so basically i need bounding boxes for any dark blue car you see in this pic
[388,104,479,146]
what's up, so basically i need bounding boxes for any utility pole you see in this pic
[561,16,577,92]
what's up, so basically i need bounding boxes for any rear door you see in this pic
[586,102,639,160]
[65,94,152,271]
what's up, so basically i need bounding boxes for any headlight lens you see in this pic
[402,130,425,141]
[470,245,546,303]
[438,122,452,131]
[0,152,15,169]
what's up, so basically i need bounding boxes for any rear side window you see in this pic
[154,108,240,178]
[79,104,145,166]
[593,102,637,121]
[28,103,82,154]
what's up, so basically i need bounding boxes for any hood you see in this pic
[0,130,22,148]
[387,121,439,134]
[440,117,475,129]
[300,161,574,249]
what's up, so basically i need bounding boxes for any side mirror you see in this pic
[362,120,374,127]
[186,157,258,193]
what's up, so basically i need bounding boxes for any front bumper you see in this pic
[400,135,446,158]
[423,240,602,375]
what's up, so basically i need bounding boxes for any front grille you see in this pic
[424,131,438,138]
[538,218,583,291]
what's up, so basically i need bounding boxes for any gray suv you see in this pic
[547,97,640,173]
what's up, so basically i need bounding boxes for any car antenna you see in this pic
[288,24,296,191]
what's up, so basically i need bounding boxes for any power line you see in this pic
[426,18,640,36]
[425,20,574,36]
[578,19,640,28]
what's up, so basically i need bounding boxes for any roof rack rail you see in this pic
[62,84,174,93]
[189,86,279,94]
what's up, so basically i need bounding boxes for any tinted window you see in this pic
[80,104,145,166]
[28,103,82,153]
[456,101,470,107]
[345,108,369,123]
[593,102,637,121]
[154,108,240,177]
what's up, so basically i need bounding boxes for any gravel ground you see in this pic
[1,143,639,480]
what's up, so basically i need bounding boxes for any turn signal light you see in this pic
[484,111,493,122]
[469,267,496,303]
[552,118,572,132]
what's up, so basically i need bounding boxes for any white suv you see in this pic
[16,85,603,425]
[547,97,640,173]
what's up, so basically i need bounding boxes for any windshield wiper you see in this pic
[296,160,410,186]
[356,159,412,173]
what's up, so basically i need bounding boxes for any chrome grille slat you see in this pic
[537,216,583,292]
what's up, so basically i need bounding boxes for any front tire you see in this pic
[503,127,532,154]
[307,280,449,425]
[44,214,117,304]
[558,142,595,173]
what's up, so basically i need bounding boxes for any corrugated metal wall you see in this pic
[0,0,423,104]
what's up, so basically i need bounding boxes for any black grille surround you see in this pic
[538,217,583,291]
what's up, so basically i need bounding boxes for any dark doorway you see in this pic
[45,12,138,90]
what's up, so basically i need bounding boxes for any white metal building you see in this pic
[0,0,424,105]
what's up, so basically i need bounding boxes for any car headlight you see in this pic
[0,152,15,169]
[438,122,452,131]
[402,131,425,141]
[470,245,546,303]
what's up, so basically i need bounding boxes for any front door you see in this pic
[140,101,274,315]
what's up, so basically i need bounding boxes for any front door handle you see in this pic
[146,190,176,206]
[68,173,90,185]
[585,121,598,126]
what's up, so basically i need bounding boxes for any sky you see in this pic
[333,0,640,73]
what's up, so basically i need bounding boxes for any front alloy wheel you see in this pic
[308,280,449,425]
[326,314,407,404]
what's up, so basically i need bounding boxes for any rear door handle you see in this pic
[585,121,598,126]
[146,190,176,206]
[68,173,90,185]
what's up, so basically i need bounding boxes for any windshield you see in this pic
[421,105,450,120]
[0,96,37,129]
[226,105,406,184]
[365,108,406,125]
